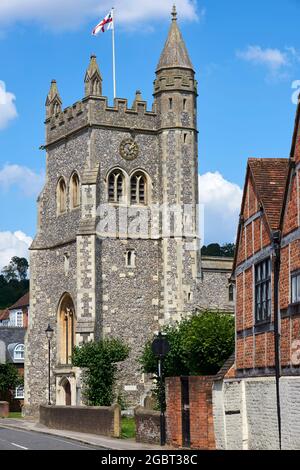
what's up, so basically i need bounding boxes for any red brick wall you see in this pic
[235,162,300,372]
[293,125,300,163]
[165,377,182,448]
[165,376,215,450]
[283,174,298,236]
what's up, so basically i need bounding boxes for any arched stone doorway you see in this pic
[57,293,76,365]
[63,379,71,406]
[59,377,72,406]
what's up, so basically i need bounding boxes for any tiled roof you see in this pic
[248,158,289,231]
[214,353,235,380]
[8,292,29,310]
[0,309,9,321]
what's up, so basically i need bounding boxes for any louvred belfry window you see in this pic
[108,170,125,203]
[131,172,147,205]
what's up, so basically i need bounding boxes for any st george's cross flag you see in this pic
[92,10,114,35]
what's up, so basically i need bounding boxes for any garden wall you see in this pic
[39,404,120,437]
[134,406,160,445]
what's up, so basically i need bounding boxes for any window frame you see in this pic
[254,257,272,325]
[107,170,125,204]
[14,344,25,361]
[15,310,23,328]
[130,171,147,206]
[228,284,234,303]
[57,177,67,214]
[125,249,136,268]
[70,172,80,209]
[15,385,24,399]
[291,270,300,305]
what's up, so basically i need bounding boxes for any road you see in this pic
[0,427,103,450]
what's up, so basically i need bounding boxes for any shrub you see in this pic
[141,311,235,377]
[72,338,129,406]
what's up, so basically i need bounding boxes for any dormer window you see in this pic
[14,344,24,361]
[15,311,23,327]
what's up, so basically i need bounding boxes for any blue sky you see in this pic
[0,0,300,267]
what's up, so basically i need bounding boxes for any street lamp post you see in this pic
[45,324,54,405]
[151,332,170,447]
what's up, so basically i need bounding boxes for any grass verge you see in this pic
[121,416,136,439]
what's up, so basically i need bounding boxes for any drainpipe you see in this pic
[272,230,282,450]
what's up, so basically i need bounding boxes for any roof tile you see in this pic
[248,158,289,230]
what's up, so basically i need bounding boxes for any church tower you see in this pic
[154,5,199,323]
[25,7,200,415]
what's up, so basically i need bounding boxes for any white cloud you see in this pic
[0,81,17,129]
[0,0,199,31]
[0,164,44,197]
[199,172,242,245]
[0,231,32,270]
[237,46,288,71]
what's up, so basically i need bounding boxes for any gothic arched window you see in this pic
[125,250,136,268]
[58,294,76,365]
[130,172,147,205]
[108,170,125,203]
[71,172,80,209]
[57,177,67,214]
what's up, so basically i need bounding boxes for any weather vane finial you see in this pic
[172,4,177,21]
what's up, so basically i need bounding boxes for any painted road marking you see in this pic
[11,443,28,450]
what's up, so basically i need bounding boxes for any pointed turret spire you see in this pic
[45,80,62,118]
[171,4,177,21]
[156,5,194,72]
[84,54,103,97]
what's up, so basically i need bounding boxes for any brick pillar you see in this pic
[189,376,216,450]
[165,377,182,447]
[165,376,216,450]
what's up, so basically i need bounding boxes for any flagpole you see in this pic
[112,7,116,99]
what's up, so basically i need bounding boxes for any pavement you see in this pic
[0,418,164,450]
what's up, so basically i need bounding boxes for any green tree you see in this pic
[201,243,221,257]
[141,311,235,378]
[72,338,130,406]
[2,257,29,282]
[180,312,235,375]
[220,243,236,258]
[201,243,236,258]
[0,363,23,395]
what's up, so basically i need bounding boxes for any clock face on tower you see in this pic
[119,138,139,161]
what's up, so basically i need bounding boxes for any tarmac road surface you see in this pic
[0,427,107,450]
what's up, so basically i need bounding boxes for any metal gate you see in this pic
[181,377,191,448]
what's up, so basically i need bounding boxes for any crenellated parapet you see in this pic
[154,71,197,96]
[45,94,157,146]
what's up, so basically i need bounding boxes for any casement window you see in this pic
[15,311,23,327]
[291,271,300,304]
[15,386,24,399]
[108,170,125,203]
[14,344,24,361]
[255,258,271,324]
